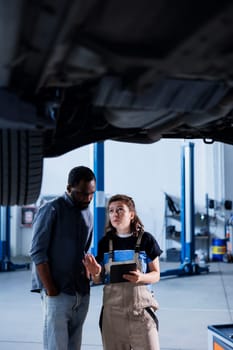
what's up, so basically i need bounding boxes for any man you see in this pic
[30,166,96,350]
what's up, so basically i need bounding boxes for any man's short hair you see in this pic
[68,166,96,187]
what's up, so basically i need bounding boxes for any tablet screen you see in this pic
[110,263,137,283]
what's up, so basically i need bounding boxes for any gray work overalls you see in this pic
[100,232,160,350]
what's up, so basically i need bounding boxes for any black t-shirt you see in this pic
[96,231,163,265]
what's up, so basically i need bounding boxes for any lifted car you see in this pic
[0,0,233,205]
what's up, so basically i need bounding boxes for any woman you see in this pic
[83,194,162,350]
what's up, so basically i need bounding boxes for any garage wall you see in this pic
[11,139,233,257]
[10,145,92,257]
[105,139,225,248]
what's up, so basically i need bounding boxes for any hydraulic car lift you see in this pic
[0,206,30,272]
[161,143,209,277]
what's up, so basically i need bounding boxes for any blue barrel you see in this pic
[212,238,226,261]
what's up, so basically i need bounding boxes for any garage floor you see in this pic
[0,261,232,350]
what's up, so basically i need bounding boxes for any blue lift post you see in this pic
[161,142,209,277]
[0,206,30,272]
[0,206,10,271]
[93,142,106,256]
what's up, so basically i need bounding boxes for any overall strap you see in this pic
[103,239,113,273]
[134,231,144,268]
[135,230,144,252]
[108,231,144,266]
[108,239,113,264]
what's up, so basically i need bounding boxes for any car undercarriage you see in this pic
[0,0,233,205]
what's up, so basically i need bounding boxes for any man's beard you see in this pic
[77,202,89,210]
[71,193,89,209]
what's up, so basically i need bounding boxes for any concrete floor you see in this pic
[0,261,232,350]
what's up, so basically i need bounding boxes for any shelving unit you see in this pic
[164,194,181,262]
[194,203,211,261]
[164,194,210,262]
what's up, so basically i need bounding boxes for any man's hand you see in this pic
[46,286,59,296]
[83,253,101,277]
[36,262,59,296]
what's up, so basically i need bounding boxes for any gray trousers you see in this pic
[40,291,90,350]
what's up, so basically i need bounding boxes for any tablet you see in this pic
[110,263,137,283]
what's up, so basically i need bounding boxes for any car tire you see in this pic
[0,130,43,205]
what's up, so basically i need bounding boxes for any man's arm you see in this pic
[30,203,58,295]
